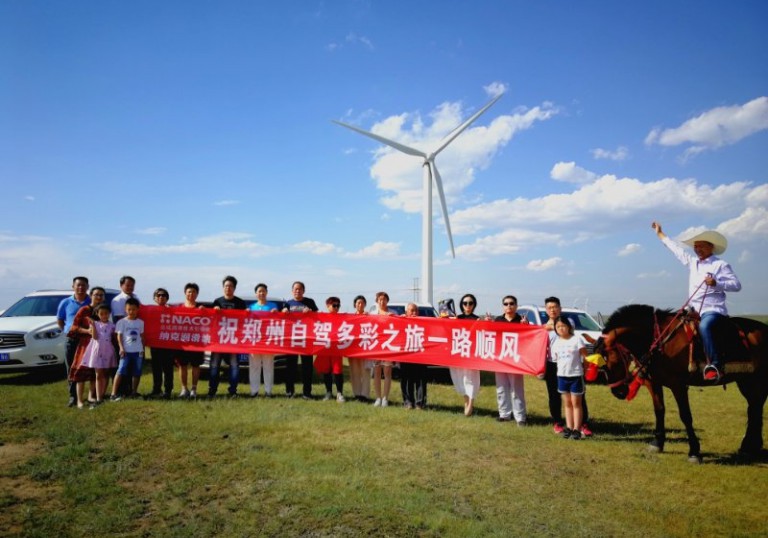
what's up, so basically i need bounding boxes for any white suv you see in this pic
[516,305,603,352]
[0,289,117,372]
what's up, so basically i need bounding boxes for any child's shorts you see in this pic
[176,351,204,367]
[117,352,144,377]
[557,375,584,395]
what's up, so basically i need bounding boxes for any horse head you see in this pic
[590,329,635,400]
[589,305,659,400]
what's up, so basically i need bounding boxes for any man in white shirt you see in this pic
[111,275,140,323]
[652,221,742,381]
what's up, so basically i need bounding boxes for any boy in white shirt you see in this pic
[110,298,145,400]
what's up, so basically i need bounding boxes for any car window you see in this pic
[1,295,67,317]
[570,313,601,331]
[518,308,536,324]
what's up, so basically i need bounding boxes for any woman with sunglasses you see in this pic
[493,295,528,426]
[148,288,175,399]
[450,293,482,416]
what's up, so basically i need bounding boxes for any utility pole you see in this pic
[411,277,420,303]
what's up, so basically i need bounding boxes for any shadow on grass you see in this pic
[706,449,768,466]
[0,368,65,386]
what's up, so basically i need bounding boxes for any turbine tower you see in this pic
[333,94,503,305]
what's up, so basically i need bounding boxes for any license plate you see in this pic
[0,353,10,362]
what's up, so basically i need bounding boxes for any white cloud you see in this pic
[738,250,751,263]
[345,32,374,50]
[591,146,629,161]
[718,206,768,240]
[292,241,341,256]
[550,161,598,184]
[344,241,401,259]
[366,98,559,213]
[645,96,768,157]
[24,195,35,201]
[745,183,768,206]
[618,243,641,256]
[214,200,240,206]
[451,171,754,235]
[98,232,272,258]
[526,257,562,271]
[637,270,670,279]
[454,229,561,261]
[136,227,167,235]
[483,81,508,98]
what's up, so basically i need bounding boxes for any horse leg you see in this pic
[736,379,767,456]
[669,383,702,463]
[648,383,666,453]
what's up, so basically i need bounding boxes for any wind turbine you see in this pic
[333,94,503,305]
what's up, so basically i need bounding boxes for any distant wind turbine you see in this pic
[333,94,503,305]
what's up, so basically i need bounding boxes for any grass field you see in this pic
[1,367,766,537]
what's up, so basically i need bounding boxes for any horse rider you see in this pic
[651,221,742,382]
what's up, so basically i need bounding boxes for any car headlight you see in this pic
[33,328,63,340]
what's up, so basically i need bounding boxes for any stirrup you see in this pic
[703,364,721,382]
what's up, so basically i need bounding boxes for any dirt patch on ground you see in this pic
[0,440,63,534]
[0,439,46,469]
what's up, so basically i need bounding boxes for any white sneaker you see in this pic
[373,398,382,407]
[179,388,190,398]
[382,398,389,407]
[336,393,345,403]
[190,389,197,399]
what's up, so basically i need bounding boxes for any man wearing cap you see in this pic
[652,221,742,381]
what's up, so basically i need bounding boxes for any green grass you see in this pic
[0,367,766,537]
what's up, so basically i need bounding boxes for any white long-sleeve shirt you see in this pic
[661,236,741,315]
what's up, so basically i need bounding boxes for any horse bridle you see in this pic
[600,309,692,388]
[601,328,641,389]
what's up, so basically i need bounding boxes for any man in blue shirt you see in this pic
[57,276,90,407]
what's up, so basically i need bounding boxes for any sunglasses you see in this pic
[461,301,475,306]
[330,303,340,308]
[503,301,516,306]
[155,294,169,298]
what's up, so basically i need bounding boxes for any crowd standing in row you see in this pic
[56,275,594,439]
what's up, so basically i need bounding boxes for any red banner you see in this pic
[141,305,547,376]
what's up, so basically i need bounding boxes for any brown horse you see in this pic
[593,304,768,462]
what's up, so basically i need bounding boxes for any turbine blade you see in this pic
[431,162,456,258]
[432,93,503,157]
[332,120,427,158]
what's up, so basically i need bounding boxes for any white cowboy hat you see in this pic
[682,230,727,255]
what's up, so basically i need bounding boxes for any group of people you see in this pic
[56,222,741,439]
[58,276,146,408]
[449,293,593,439]
[56,274,595,439]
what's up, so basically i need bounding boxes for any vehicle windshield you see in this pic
[1,295,67,317]
[539,310,601,331]
[386,305,438,317]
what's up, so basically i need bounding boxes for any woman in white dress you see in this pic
[348,295,371,402]
[450,293,482,416]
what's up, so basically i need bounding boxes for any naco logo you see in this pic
[160,313,212,326]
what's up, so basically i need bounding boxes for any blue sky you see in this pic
[1,1,767,316]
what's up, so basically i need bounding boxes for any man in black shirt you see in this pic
[209,275,247,398]
[282,281,319,399]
